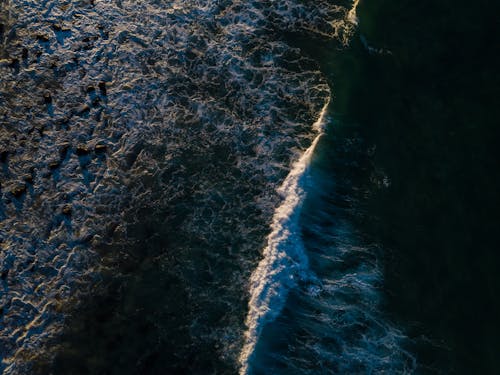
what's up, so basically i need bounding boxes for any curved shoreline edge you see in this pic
[238,2,362,371]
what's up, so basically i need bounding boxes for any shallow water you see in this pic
[0,1,358,373]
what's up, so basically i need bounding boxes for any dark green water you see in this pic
[4,0,497,373]
[47,1,500,373]
[294,0,500,372]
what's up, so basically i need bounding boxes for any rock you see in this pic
[48,161,60,170]
[95,143,107,153]
[51,24,70,33]
[36,34,50,42]
[76,104,90,116]
[62,204,72,216]
[43,92,52,104]
[22,174,33,183]
[9,59,20,73]
[10,183,26,198]
[98,81,107,96]
[59,142,71,157]
[76,144,90,155]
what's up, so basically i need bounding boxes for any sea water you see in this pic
[0,1,417,373]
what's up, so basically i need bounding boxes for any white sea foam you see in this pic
[1,0,361,372]
[348,0,361,25]
[239,1,364,372]
[239,98,330,375]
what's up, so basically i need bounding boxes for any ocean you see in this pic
[1,0,499,374]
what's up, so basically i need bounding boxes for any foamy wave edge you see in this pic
[238,1,363,372]
[238,97,330,375]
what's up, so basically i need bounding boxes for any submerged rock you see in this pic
[9,183,26,198]
[75,144,89,156]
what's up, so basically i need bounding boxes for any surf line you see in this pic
[239,96,330,374]
[347,0,361,25]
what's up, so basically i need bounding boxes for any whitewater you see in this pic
[238,1,417,373]
[239,98,330,374]
[1,0,414,373]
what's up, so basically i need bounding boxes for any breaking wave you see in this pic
[239,99,329,374]
[0,0,414,373]
[0,0,349,372]
[238,1,415,373]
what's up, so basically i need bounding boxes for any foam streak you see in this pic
[348,0,361,25]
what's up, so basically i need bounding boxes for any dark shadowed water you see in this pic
[291,1,500,373]
[1,0,499,374]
